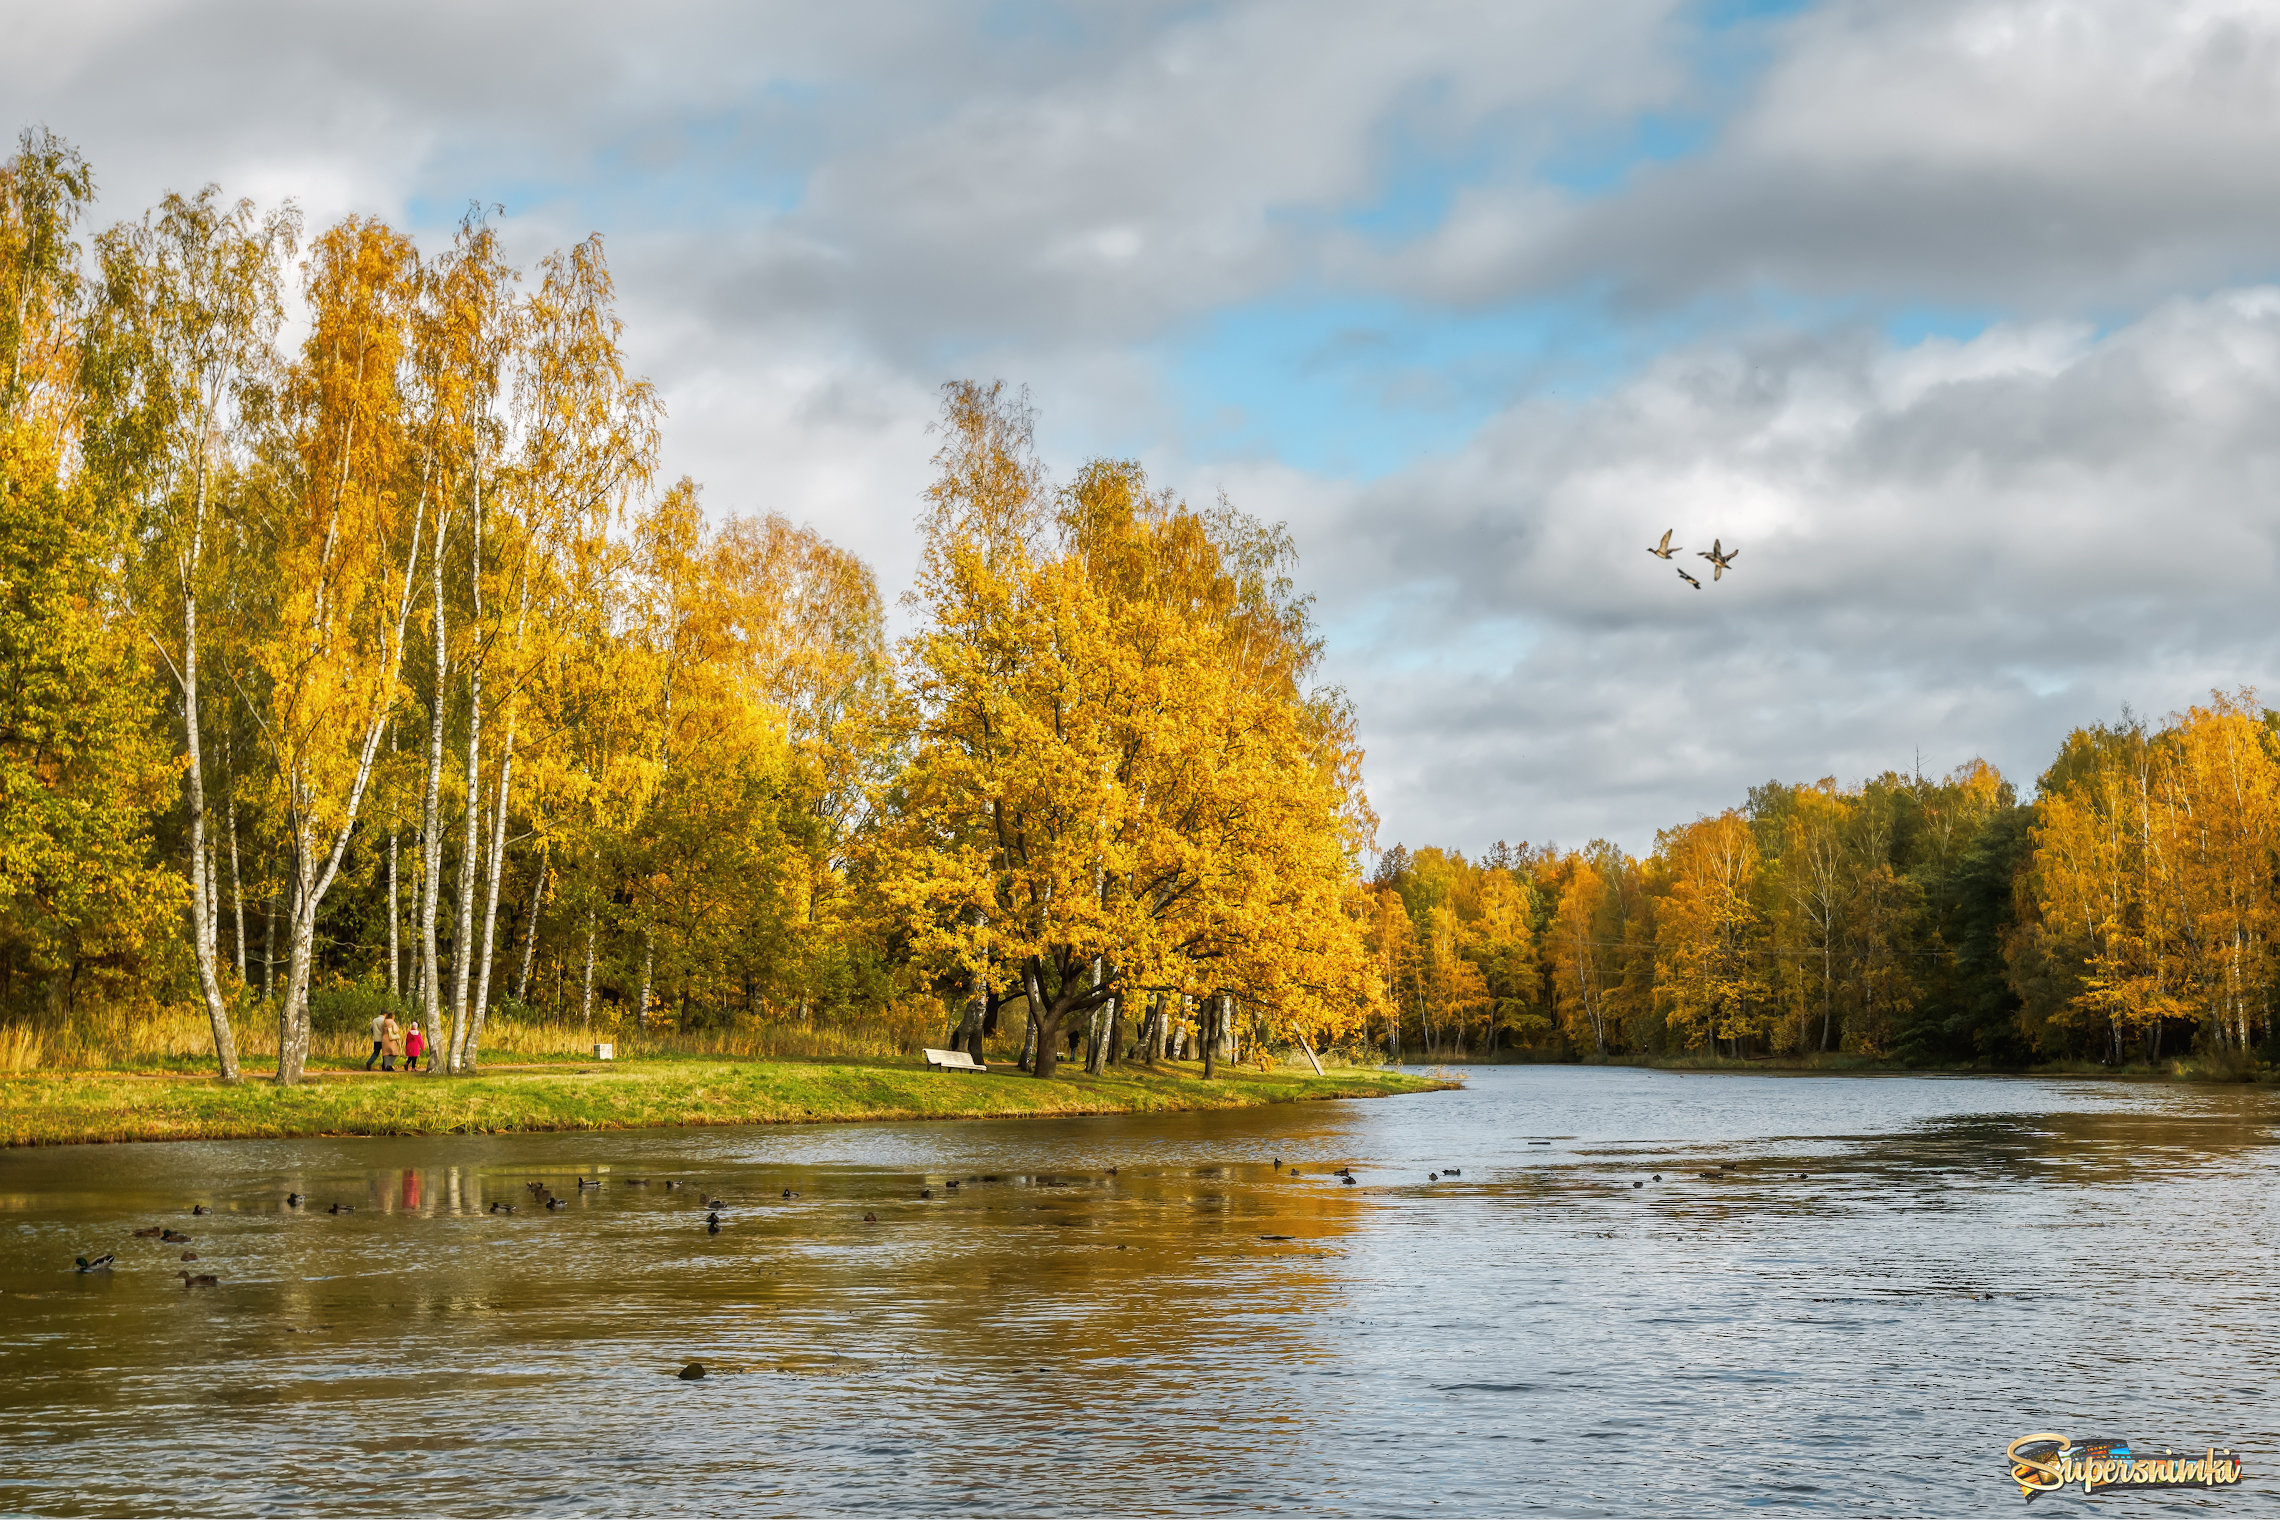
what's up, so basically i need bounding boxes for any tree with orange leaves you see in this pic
[1654,810,1768,1053]
[877,382,1376,1078]
[253,216,429,1083]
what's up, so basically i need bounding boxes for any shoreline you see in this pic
[0,1056,1453,1147]
[1407,1052,2275,1084]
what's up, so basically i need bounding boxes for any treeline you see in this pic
[0,129,1374,1080]
[1372,697,2280,1068]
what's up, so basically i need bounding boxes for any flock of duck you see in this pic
[72,1154,1793,1288]
[1647,529,1739,590]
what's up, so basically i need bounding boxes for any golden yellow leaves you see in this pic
[879,382,1376,1064]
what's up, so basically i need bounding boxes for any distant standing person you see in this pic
[379,1012,402,1073]
[366,1009,389,1071]
[403,1022,425,1072]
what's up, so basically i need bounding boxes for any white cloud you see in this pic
[1325,291,2280,852]
[15,0,2280,859]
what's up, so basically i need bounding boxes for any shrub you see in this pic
[307,978,415,1036]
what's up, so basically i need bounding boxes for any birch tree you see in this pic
[255,215,426,1084]
[86,185,296,1080]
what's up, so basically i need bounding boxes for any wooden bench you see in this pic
[923,1047,988,1072]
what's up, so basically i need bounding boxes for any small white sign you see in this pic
[594,1042,615,1061]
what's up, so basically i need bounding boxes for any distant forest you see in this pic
[1371,693,2280,1068]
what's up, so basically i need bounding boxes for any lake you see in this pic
[2,1065,2274,1515]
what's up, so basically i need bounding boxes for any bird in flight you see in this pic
[1676,567,1702,590]
[1697,539,1739,580]
[1647,529,1681,560]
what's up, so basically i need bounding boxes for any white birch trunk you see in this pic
[464,706,516,1069]
[449,658,482,1069]
[419,517,449,1069]
[387,827,399,998]
[515,844,548,1006]
[179,476,240,1082]
[636,933,655,1029]
[273,688,398,1082]
[226,745,246,981]
[580,906,597,1028]
[274,453,429,1084]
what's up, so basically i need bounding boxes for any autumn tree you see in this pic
[1654,811,1767,1053]
[878,383,1375,1078]
[83,181,298,1078]
[252,216,428,1083]
[0,131,179,1022]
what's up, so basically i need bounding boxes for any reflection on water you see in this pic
[2,1067,2276,1516]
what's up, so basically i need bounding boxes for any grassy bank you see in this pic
[0,1055,1452,1147]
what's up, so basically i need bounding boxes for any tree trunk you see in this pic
[579,907,597,1028]
[1084,957,1110,1074]
[205,838,220,971]
[261,878,276,1004]
[448,476,487,1071]
[514,844,548,1006]
[1105,995,1124,1067]
[450,681,482,1067]
[386,824,399,998]
[1084,999,1108,1074]
[1820,943,1833,1053]
[466,564,529,1069]
[226,754,247,983]
[463,707,517,1071]
[1019,972,1041,1073]
[276,848,317,1085]
[957,961,986,1057]
[1027,962,1060,1078]
[419,520,448,1071]
[179,548,240,1082]
[636,932,655,1030]
[1299,1036,1325,1075]
[272,678,414,1084]
[1202,994,1219,1080]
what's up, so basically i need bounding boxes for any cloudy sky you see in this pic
[13,0,2280,855]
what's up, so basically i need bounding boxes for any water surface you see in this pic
[3,1066,2275,1515]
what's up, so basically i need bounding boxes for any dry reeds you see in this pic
[0,1024,42,1075]
[0,999,941,1073]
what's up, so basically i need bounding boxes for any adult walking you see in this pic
[378,1012,403,1073]
[365,1009,390,1071]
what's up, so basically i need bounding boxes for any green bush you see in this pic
[307,979,415,1037]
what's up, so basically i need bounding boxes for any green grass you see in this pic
[0,1054,1454,1146]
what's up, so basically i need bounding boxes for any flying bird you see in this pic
[1677,567,1702,589]
[1646,529,1681,560]
[1697,540,1739,580]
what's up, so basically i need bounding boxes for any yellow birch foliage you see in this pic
[876,383,1375,1076]
[257,216,425,1078]
[1654,810,1768,1050]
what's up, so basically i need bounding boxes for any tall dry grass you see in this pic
[2,998,1387,1077]
[0,998,944,1073]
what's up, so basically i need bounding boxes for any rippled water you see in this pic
[2,1066,2276,1516]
